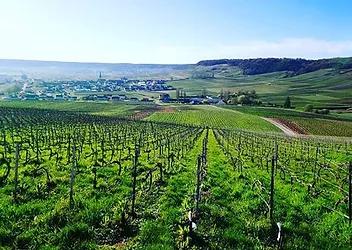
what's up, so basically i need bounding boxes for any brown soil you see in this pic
[159,106,176,113]
[272,118,307,135]
[128,111,153,120]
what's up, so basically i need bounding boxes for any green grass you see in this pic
[146,105,280,132]
[335,112,352,120]
[136,130,207,249]
[195,130,267,248]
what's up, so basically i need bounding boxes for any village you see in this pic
[0,73,233,105]
[1,72,266,106]
[2,74,175,103]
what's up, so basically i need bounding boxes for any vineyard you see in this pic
[289,118,352,137]
[146,106,280,132]
[224,106,352,137]
[0,107,351,249]
[0,100,153,117]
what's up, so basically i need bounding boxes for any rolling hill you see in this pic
[1,57,352,110]
[197,57,352,75]
[0,59,194,80]
[169,60,352,109]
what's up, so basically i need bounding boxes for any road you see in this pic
[262,117,300,137]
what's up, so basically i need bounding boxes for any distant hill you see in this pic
[0,59,194,80]
[197,57,352,75]
[2,57,352,81]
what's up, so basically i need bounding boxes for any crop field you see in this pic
[0,106,351,249]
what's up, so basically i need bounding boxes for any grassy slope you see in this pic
[146,105,280,132]
[196,130,271,249]
[135,130,206,249]
[169,72,287,97]
[169,68,352,109]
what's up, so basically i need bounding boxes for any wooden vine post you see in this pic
[349,161,351,225]
[269,143,278,221]
[13,143,20,203]
[69,143,76,209]
[195,155,202,213]
[131,144,140,217]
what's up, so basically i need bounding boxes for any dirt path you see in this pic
[262,117,302,137]
[211,106,305,137]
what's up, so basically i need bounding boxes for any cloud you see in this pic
[157,38,352,63]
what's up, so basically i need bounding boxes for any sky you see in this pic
[0,0,352,64]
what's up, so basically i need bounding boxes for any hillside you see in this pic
[1,57,352,110]
[197,57,352,75]
[1,57,352,80]
[146,105,280,132]
[168,67,352,109]
[0,59,194,80]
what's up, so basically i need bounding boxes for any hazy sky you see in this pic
[0,0,352,63]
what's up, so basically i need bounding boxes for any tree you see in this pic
[304,104,314,112]
[201,88,207,98]
[315,109,330,115]
[223,90,230,102]
[249,90,257,98]
[219,89,224,99]
[229,96,238,104]
[283,96,291,109]
[176,88,180,102]
[238,95,248,105]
